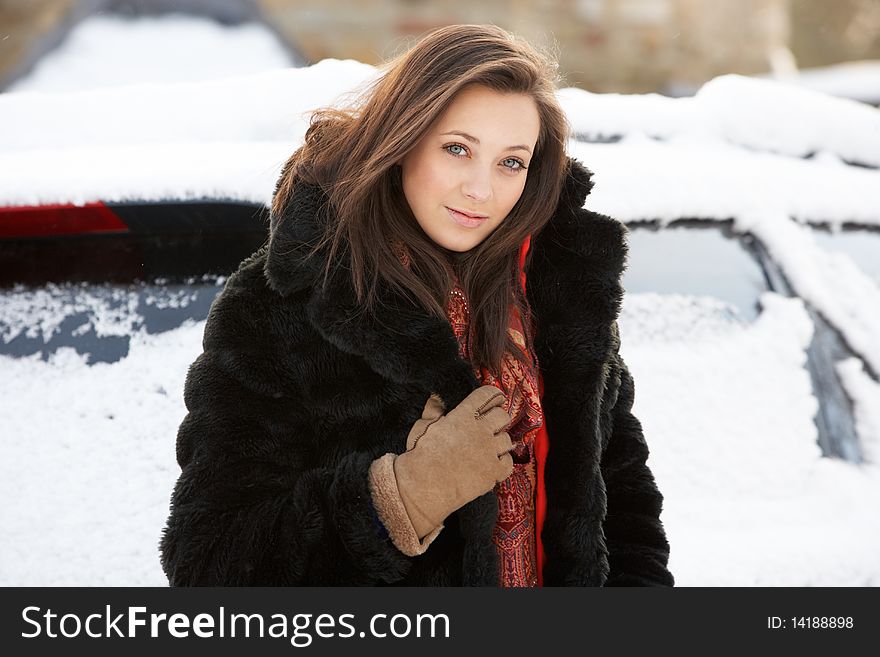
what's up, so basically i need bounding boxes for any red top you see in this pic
[520,236,550,588]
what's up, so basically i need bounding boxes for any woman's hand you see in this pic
[393,385,515,539]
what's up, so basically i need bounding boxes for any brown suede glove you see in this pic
[368,385,514,556]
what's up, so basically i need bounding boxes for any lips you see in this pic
[446,206,488,228]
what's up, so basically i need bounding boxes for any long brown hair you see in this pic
[271,24,571,377]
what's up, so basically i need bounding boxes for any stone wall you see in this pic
[790,0,880,68]
[2,0,877,94]
[258,0,791,93]
[0,0,74,87]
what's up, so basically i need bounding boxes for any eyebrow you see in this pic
[439,131,533,155]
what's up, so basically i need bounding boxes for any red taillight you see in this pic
[0,203,129,239]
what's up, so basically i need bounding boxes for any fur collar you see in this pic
[262,156,622,408]
[264,156,597,296]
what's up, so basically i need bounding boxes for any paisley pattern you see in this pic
[392,241,544,586]
[445,276,544,588]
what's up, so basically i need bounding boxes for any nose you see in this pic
[461,168,492,203]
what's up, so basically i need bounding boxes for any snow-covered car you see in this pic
[3,0,302,93]
[2,59,880,587]
[0,2,297,362]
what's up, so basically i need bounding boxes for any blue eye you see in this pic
[443,144,527,172]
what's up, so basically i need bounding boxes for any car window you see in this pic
[811,225,880,284]
[0,279,225,365]
[622,220,768,322]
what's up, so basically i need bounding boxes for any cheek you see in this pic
[501,177,528,213]
[421,158,454,198]
[404,154,449,206]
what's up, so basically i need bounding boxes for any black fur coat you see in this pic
[159,157,674,586]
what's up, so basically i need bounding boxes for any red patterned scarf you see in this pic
[445,278,544,587]
[393,240,546,587]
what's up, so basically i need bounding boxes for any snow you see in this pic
[758,60,880,106]
[4,285,877,586]
[622,292,879,585]
[2,37,880,585]
[7,14,297,93]
[560,73,880,168]
[0,61,378,208]
[0,324,199,586]
[571,133,880,228]
[837,358,880,466]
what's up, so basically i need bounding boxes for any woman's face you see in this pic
[400,84,541,253]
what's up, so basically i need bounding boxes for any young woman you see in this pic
[160,24,674,587]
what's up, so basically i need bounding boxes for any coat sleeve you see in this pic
[159,279,414,586]
[600,340,675,587]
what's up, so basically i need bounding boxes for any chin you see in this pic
[417,216,488,252]
[433,233,481,253]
